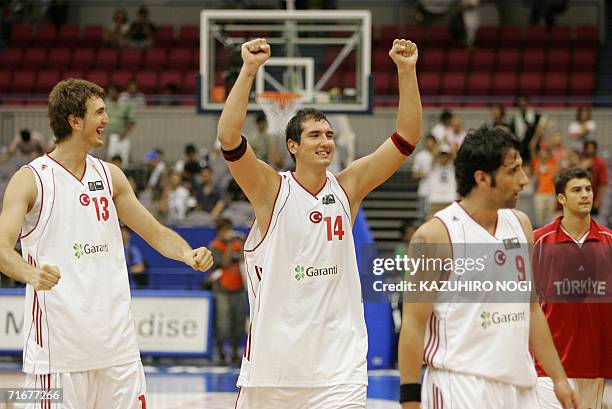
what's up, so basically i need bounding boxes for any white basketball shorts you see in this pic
[235,383,367,409]
[537,376,612,409]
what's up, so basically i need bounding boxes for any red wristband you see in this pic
[390,131,415,156]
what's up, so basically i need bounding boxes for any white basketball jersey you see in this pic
[20,154,140,374]
[429,202,537,387]
[238,171,368,387]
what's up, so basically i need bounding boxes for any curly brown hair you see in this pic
[48,79,105,143]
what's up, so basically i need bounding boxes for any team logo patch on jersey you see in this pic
[479,309,527,330]
[73,242,109,259]
[88,180,104,191]
[503,237,521,250]
[293,263,339,283]
[494,250,506,265]
[322,194,335,205]
[309,211,323,223]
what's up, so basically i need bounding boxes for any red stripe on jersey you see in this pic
[37,300,43,347]
[255,266,262,281]
[20,165,44,239]
[45,153,87,183]
[234,387,241,409]
[247,324,252,361]
[430,316,441,366]
[97,158,113,197]
[424,314,434,365]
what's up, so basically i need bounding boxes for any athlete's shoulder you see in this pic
[534,218,561,243]
[414,217,450,244]
[593,219,612,242]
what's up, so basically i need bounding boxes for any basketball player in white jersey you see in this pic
[397,127,579,408]
[0,79,213,409]
[217,38,421,408]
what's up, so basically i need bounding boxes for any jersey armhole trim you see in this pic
[244,174,283,253]
[97,158,113,197]
[20,165,44,240]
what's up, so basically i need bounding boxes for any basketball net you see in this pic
[256,91,301,136]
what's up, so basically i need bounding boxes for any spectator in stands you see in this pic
[121,225,147,289]
[430,109,453,143]
[126,6,156,49]
[207,218,245,366]
[140,149,167,215]
[160,171,192,225]
[532,146,558,227]
[104,83,136,166]
[158,83,181,106]
[174,143,202,182]
[196,166,225,218]
[486,103,511,132]
[207,140,233,193]
[8,128,44,159]
[104,7,129,49]
[581,140,608,216]
[328,114,356,174]
[568,105,596,151]
[548,131,566,164]
[414,0,457,25]
[425,144,457,220]
[511,95,544,165]
[461,0,480,47]
[119,79,147,109]
[447,115,467,152]
[527,0,568,28]
[221,180,254,227]
[412,134,437,218]
[250,113,273,163]
[394,219,419,258]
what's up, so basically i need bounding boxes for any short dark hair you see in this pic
[185,144,196,155]
[106,82,119,92]
[48,78,105,143]
[554,168,591,196]
[425,134,436,143]
[215,218,232,233]
[256,112,267,124]
[454,127,521,197]
[285,108,330,162]
[576,105,590,120]
[491,103,505,116]
[584,139,598,151]
[440,110,453,123]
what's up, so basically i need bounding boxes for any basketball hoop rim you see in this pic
[256,91,302,101]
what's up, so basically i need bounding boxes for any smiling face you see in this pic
[79,96,108,149]
[559,177,593,216]
[288,118,335,169]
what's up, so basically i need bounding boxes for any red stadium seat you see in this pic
[119,49,143,69]
[492,72,517,95]
[159,71,183,92]
[497,49,520,72]
[23,48,48,68]
[62,70,85,80]
[373,49,393,71]
[167,48,193,70]
[442,72,466,95]
[10,25,33,46]
[547,49,570,73]
[373,71,390,96]
[47,47,72,69]
[569,73,594,96]
[57,24,80,46]
[420,48,445,70]
[71,47,97,70]
[499,26,523,47]
[86,70,110,88]
[446,48,470,72]
[475,26,498,47]
[81,25,103,47]
[525,26,547,47]
[522,48,545,72]
[467,71,492,95]
[472,49,495,70]
[111,70,132,89]
[35,70,61,93]
[427,26,450,46]
[544,73,567,96]
[10,71,37,94]
[404,26,424,46]
[143,48,167,70]
[138,71,158,93]
[575,26,598,47]
[418,72,440,95]
[36,24,57,46]
[518,72,543,95]
[177,25,199,47]
[573,49,597,72]
[155,25,175,47]
[184,71,198,94]
[96,49,118,70]
[0,70,12,93]
[380,25,400,45]
[0,48,23,70]
[549,26,571,46]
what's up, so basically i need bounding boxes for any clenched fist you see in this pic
[241,38,271,72]
[28,265,61,291]
[389,39,418,70]
[183,247,214,272]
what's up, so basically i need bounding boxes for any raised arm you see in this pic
[110,164,213,271]
[217,38,281,218]
[338,39,422,210]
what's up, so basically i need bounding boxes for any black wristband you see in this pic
[221,135,248,162]
[399,383,421,403]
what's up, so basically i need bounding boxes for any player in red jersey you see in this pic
[533,167,612,409]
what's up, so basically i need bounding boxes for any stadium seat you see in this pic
[499,26,523,47]
[81,25,103,47]
[119,49,143,69]
[62,70,85,81]
[10,71,37,93]
[0,70,12,93]
[544,72,567,95]
[155,25,175,47]
[0,48,23,70]
[184,71,198,94]
[35,70,61,93]
[493,72,517,95]
[404,26,424,46]
[518,72,543,95]
[167,47,193,70]
[569,73,594,95]
[575,25,598,47]
[36,24,57,46]
[111,70,133,89]
[86,70,110,88]
[374,71,391,96]
[23,48,48,68]
[446,48,470,72]
[549,26,571,46]
[427,26,450,46]
[547,49,570,73]
[522,48,545,72]
[47,47,72,69]
[466,71,492,95]
[573,49,597,72]
[193,48,200,70]
[143,48,167,70]
[418,72,440,95]
[138,71,159,93]
[96,49,119,70]
[472,49,495,70]
[497,49,520,72]
[71,47,97,70]
[57,24,80,46]
[475,26,498,47]
[525,26,547,47]
[373,49,392,71]
[421,48,445,70]
[380,25,400,45]
[177,25,199,47]
[442,72,466,95]
[159,71,184,92]
[10,24,33,46]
